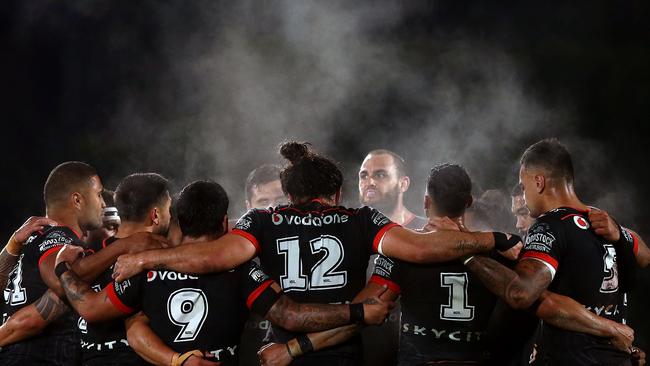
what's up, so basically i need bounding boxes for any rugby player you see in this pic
[463,138,638,365]
[511,183,535,236]
[259,163,636,366]
[112,142,522,365]
[0,162,165,365]
[55,180,393,365]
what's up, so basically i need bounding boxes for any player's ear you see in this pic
[151,207,160,226]
[424,195,430,212]
[334,189,342,205]
[222,215,228,233]
[71,192,83,210]
[535,174,545,194]
[245,200,252,210]
[399,176,410,193]
[466,195,473,208]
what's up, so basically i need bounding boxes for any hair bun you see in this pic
[279,141,311,164]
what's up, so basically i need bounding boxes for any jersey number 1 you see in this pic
[277,235,348,291]
[440,272,474,321]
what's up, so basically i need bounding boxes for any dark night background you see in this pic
[1,0,649,351]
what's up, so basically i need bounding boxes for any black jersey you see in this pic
[520,207,635,365]
[0,226,83,365]
[372,252,498,365]
[232,200,399,362]
[108,260,277,365]
[79,236,142,366]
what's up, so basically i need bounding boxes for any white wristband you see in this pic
[463,256,475,265]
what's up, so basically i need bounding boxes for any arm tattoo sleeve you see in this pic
[266,296,350,332]
[0,249,18,288]
[34,290,69,322]
[60,270,94,306]
[466,256,551,309]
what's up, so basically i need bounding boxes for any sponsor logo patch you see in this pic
[574,216,589,230]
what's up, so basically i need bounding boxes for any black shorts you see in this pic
[0,334,81,366]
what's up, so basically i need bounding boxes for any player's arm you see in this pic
[260,282,391,332]
[465,256,552,309]
[628,229,649,268]
[535,291,634,352]
[379,226,518,264]
[112,233,257,282]
[125,312,219,366]
[0,289,68,347]
[55,245,129,322]
[0,217,58,286]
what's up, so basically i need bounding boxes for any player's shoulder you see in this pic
[27,225,83,252]
[539,207,591,230]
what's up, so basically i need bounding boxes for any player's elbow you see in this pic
[507,292,537,310]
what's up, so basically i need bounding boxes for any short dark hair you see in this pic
[245,164,281,201]
[427,163,472,217]
[279,141,343,202]
[176,180,229,237]
[44,161,98,208]
[102,189,115,207]
[115,173,170,222]
[367,149,407,177]
[520,138,574,184]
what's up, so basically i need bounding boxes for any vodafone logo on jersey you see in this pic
[147,271,157,282]
[147,270,198,282]
[574,216,590,230]
[272,213,283,225]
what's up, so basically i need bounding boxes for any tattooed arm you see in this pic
[258,281,398,364]
[465,256,551,309]
[0,289,68,346]
[263,283,391,332]
[0,249,19,290]
[380,226,496,264]
[58,268,126,323]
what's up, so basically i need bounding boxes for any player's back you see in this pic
[79,236,142,366]
[374,254,497,365]
[0,226,82,365]
[521,207,631,365]
[232,200,397,363]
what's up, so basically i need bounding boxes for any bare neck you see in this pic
[45,208,83,238]
[181,234,221,245]
[388,196,416,226]
[116,221,154,238]
[539,183,588,214]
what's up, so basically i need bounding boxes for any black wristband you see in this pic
[285,343,296,359]
[296,334,314,354]
[349,303,365,324]
[55,262,71,278]
[493,232,521,251]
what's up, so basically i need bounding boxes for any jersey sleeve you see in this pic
[616,227,638,292]
[520,219,565,279]
[368,255,401,294]
[106,274,144,315]
[359,207,401,254]
[231,209,264,254]
[241,261,281,317]
[36,227,79,267]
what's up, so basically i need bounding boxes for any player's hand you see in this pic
[498,243,522,261]
[362,286,395,325]
[258,342,292,366]
[609,322,634,354]
[118,232,169,254]
[183,353,221,366]
[13,216,58,243]
[55,244,84,266]
[589,209,620,242]
[632,346,646,366]
[429,216,462,232]
[112,253,144,282]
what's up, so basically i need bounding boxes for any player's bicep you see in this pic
[513,258,553,303]
[38,248,65,296]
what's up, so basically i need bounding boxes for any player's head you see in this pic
[425,163,472,219]
[358,149,410,214]
[166,196,183,247]
[86,189,120,243]
[245,164,286,209]
[176,180,229,241]
[279,141,343,204]
[519,138,574,217]
[510,183,534,235]
[44,161,105,231]
[115,173,172,236]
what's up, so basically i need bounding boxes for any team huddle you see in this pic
[0,139,647,366]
